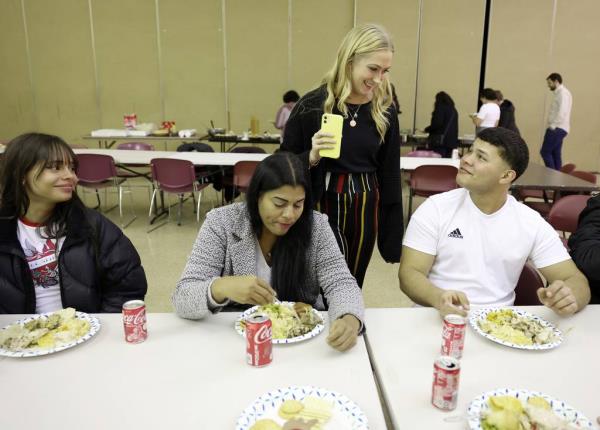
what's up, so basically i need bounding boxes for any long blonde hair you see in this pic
[323,24,394,141]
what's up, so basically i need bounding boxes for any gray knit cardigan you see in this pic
[172,203,365,325]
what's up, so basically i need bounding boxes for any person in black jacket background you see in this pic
[282,24,402,287]
[568,195,600,304]
[496,90,521,135]
[0,133,147,314]
[424,91,458,157]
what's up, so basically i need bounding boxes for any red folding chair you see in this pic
[76,153,136,228]
[514,262,544,305]
[408,165,458,217]
[149,158,209,229]
[547,195,590,248]
[233,161,260,195]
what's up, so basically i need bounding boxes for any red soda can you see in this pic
[245,314,272,367]
[431,356,461,411]
[122,300,148,343]
[441,314,466,359]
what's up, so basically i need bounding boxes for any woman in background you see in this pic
[0,133,147,314]
[470,88,500,135]
[282,24,403,287]
[424,91,458,157]
[173,152,364,352]
[274,90,300,140]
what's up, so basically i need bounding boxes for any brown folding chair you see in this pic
[514,262,544,305]
[408,165,458,217]
[569,170,596,184]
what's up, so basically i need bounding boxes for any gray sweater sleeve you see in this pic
[172,211,227,319]
[313,213,365,327]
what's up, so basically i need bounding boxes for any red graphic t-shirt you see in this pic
[17,218,65,313]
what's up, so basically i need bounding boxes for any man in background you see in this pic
[541,73,572,170]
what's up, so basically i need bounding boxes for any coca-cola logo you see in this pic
[253,325,272,344]
[123,309,146,325]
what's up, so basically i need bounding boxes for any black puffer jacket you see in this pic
[568,195,600,304]
[0,205,147,313]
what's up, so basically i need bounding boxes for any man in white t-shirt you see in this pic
[469,88,500,136]
[398,127,590,317]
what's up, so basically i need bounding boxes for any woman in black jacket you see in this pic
[282,24,402,287]
[424,91,458,158]
[0,133,147,314]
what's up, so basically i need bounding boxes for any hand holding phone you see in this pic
[318,114,343,159]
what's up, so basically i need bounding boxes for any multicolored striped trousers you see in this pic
[317,171,380,287]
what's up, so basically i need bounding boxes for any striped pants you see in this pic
[318,172,379,287]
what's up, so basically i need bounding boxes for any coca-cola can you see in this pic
[431,356,461,411]
[245,314,272,367]
[441,314,466,359]
[122,300,147,344]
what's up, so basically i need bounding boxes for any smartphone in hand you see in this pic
[319,113,343,159]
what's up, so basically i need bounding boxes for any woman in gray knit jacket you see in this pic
[173,152,364,351]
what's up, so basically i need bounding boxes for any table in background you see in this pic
[82,134,208,150]
[365,306,600,430]
[0,313,387,429]
[73,148,269,166]
[402,133,475,152]
[207,134,281,152]
[513,162,599,198]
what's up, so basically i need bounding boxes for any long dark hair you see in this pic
[435,91,455,108]
[245,152,314,302]
[0,133,85,239]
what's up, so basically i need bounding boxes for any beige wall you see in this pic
[1,0,599,168]
[487,0,600,171]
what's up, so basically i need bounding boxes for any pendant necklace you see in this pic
[348,103,361,127]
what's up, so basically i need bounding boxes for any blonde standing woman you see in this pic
[282,24,402,288]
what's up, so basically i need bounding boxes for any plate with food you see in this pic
[467,388,595,429]
[236,385,369,430]
[0,308,100,358]
[235,302,324,344]
[469,308,562,350]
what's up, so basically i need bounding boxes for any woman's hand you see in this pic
[327,314,360,352]
[309,130,336,166]
[211,276,276,305]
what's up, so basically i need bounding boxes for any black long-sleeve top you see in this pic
[281,86,403,263]
[424,103,459,149]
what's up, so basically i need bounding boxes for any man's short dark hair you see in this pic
[477,127,529,180]
[283,90,300,103]
[480,88,498,101]
[546,73,562,83]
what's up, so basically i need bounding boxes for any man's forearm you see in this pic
[399,268,443,308]
[566,273,591,311]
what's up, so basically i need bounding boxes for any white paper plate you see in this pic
[234,302,325,344]
[236,385,369,430]
[0,311,100,358]
[469,307,562,350]
[467,388,595,429]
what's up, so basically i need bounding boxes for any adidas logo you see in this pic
[448,228,463,239]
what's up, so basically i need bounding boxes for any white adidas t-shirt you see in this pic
[403,188,570,306]
[17,219,65,313]
[476,102,500,127]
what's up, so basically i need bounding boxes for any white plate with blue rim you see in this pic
[467,388,595,429]
[0,311,101,358]
[236,385,369,430]
[234,302,325,344]
[469,307,563,350]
